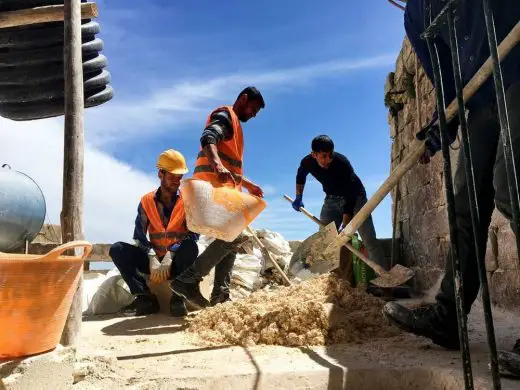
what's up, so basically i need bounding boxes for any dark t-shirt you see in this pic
[296,152,364,215]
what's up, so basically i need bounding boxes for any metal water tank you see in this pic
[0,164,46,252]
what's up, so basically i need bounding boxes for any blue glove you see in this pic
[292,194,304,211]
[416,112,459,156]
[170,243,181,252]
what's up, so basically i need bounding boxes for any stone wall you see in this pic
[386,38,520,311]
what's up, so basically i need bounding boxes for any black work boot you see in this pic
[497,339,520,378]
[383,302,460,350]
[169,294,188,317]
[121,294,159,316]
[210,292,231,307]
[170,266,209,310]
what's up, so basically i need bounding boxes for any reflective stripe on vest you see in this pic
[140,191,188,257]
[193,164,242,183]
[193,105,244,185]
[197,150,242,169]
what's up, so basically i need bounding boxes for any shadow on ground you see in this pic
[116,345,232,361]
[100,314,188,336]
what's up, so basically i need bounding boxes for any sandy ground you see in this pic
[73,298,520,390]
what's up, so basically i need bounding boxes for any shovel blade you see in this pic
[307,222,340,274]
[289,222,339,276]
[370,264,415,288]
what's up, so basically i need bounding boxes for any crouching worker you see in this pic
[110,149,199,317]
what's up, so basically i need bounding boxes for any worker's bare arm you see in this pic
[202,144,236,184]
[242,177,263,197]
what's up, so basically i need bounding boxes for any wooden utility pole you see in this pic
[60,0,85,346]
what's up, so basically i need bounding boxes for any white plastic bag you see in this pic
[84,269,133,315]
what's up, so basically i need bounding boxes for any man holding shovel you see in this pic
[383,0,520,377]
[170,86,266,310]
[291,135,388,270]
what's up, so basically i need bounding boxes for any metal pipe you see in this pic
[446,12,501,389]
[422,0,459,39]
[481,0,520,266]
[424,1,473,388]
[388,0,405,11]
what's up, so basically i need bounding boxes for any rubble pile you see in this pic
[188,274,399,347]
[198,229,295,299]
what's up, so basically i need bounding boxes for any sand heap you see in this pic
[188,274,400,347]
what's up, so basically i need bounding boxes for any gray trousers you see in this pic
[320,193,388,269]
[436,81,520,318]
[176,235,247,300]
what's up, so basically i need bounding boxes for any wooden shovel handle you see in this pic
[344,242,386,276]
[283,194,325,227]
[343,143,425,236]
[246,226,292,286]
[343,21,520,237]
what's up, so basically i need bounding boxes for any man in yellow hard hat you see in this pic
[110,149,200,317]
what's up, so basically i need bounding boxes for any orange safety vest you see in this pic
[140,191,188,257]
[193,105,244,186]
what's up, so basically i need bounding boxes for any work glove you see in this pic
[149,251,173,284]
[416,112,459,157]
[292,194,304,212]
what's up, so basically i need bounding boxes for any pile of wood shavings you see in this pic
[188,274,399,347]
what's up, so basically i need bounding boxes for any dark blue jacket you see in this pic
[133,187,198,255]
[405,0,520,111]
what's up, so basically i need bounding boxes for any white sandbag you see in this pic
[82,272,107,313]
[255,229,292,256]
[84,269,133,315]
[197,235,215,254]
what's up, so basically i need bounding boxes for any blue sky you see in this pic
[0,0,408,247]
[78,0,407,241]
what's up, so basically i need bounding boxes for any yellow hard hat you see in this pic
[156,149,189,174]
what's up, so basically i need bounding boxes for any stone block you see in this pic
[410,208,449,245]
[402,101,415,129]
[412,238,440,269]
[394,55,406,91]
[490,208,510,229]
[403,41,417,75]
[485,228,499,272]
[489,270,520,311]
[0,345,75,390]
[412,266,444,293]
[410,183,443,216]
[397,195,411,223]
[496,226,519,270]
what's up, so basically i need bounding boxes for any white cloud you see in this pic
[261,184,277,196]
[85,53,396,147]
[0,117,156,244]
[0,52,396,246]
[0,116,392,245]
[0,117,319,244]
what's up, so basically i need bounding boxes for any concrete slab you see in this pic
[0,345,75,390]
[78,302,520,389]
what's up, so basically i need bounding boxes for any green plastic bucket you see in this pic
[351,234,376,287]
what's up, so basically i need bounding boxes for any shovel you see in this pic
[284,194,414,287]
[245,226,292,286]
[322,21,520,261]
[283,195,338,274]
